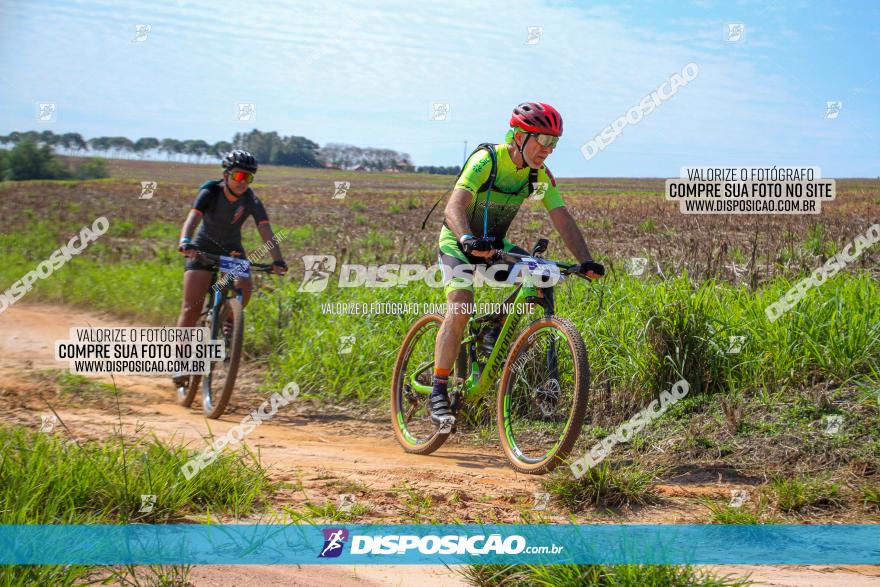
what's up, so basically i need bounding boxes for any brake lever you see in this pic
[561,266,592,282]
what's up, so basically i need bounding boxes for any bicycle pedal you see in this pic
[436,418,454,434]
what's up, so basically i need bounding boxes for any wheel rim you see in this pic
[395,319,442,446]
[502,326,578,464]
[175,378,190,402]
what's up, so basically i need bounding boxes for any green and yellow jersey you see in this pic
[440,144,564,248]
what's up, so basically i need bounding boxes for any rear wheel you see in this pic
[391,313,465,455]
[497,316,589,474]
[202,298,244,419]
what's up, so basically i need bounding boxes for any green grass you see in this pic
[730,247,747,265]
[53,371,117,396]
[3,219,879,411]
[273,224,315,249]
[352,228,396,261]
[803,223,841,258]
[0,425,278,525]
[769,475,843,512]
[283,499,371,523]
[458,563,752,587]
[640,218,657,232]
[706,504,762,524]
[0,423,279,585]
[541,462,658,511]
[108,219,137,237]
[1,222,878,480]
[138,220,179,241]
[862,484,880,509]
[704,495,777,524]
[396,482,438,522]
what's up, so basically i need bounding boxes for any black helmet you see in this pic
[222,150,258,173]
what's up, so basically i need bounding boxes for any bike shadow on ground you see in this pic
[664,463,762,486]
[417,449,511,470]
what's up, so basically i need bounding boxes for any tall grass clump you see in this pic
[0,423,278,586]
[0,424,277,524]
[457,563,752,587]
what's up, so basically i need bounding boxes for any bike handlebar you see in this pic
[194,251,276,273]
[490,249,593,282]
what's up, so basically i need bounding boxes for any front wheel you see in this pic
[177,300,211,408]
[176,375,197,406]
[497,316,589,474]
[202,298,244,419]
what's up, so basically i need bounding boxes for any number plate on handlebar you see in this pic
[517,256,561,279]
[219,256,251,279]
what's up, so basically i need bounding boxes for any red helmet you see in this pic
[510,102,563,136]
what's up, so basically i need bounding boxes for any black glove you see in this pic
[178,242,197,254]
[578,260,605,278]
[272,259,288,274]
[460,234,493,255]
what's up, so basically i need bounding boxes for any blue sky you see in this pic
[1,0,877,177]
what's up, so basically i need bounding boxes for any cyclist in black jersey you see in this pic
[172,150,287,389]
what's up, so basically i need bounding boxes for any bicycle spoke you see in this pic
[395,322,439,444]
[504,326,577,462]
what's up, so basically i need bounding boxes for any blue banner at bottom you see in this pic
[1,524,878,565]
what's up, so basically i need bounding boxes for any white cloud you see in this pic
[0,0,876,176]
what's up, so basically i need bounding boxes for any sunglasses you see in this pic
[531,133,559,148]
[229,170,255,184]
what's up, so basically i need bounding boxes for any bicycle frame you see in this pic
[195,252,272,334]
[205,275,243,330]
[407,256,568,402]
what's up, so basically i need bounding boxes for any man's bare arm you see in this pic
[443,188,475,239]
[549,207,593,264]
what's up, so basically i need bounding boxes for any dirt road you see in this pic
[1,303,877,586]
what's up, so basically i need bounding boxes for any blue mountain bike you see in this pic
[176,251,274,418]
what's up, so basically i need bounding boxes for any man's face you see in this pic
[516,132,556,167]
[225,168,254,196]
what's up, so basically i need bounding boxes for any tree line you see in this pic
[414,165,461,175]
[0,129,460,174]
[0,131,230,164]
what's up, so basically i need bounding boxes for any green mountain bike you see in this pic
[391,239,594,474]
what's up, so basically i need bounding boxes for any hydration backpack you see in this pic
[420,143,539,233]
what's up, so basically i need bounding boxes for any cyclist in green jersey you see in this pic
[430,102,605,430]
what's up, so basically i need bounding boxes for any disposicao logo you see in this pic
[318,528,348,558]
[315,529,563,558]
